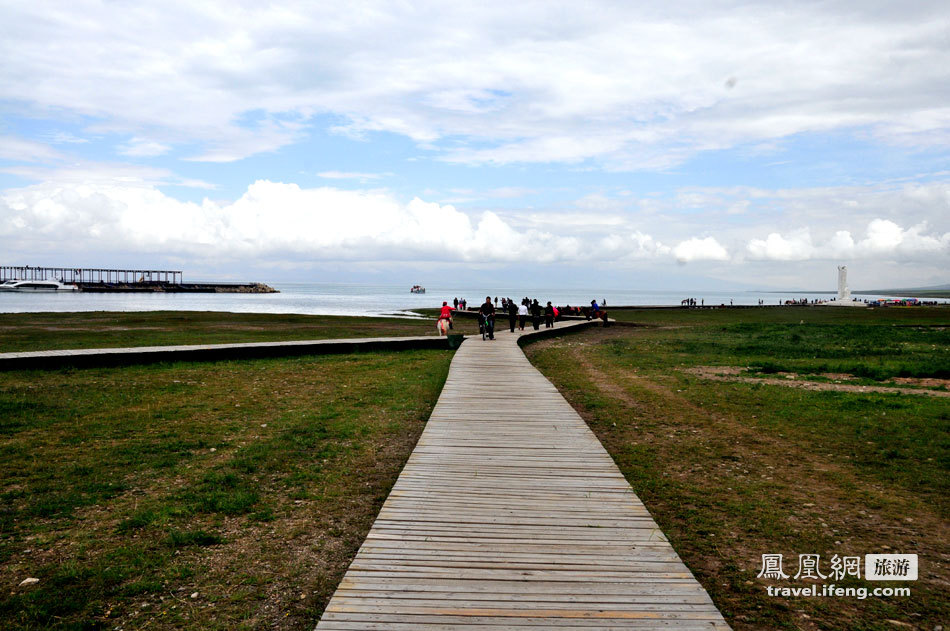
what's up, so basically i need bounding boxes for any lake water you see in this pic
[0,282,939,316]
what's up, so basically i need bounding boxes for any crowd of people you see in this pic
[437,295,608,337]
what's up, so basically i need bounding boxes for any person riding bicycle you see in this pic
[479,295,496,340]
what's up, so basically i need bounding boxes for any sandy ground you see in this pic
[684,366,950,397]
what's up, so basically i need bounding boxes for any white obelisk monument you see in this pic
[837,265,851,301]
[825,265,865,306]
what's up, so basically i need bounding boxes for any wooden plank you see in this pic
[315,323,730,629]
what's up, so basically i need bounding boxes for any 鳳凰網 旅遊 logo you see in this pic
[757,553,917,600]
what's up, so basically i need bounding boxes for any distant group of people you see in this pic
[507,297,556,332]
[477,296,555,334]
[436,295,610,337]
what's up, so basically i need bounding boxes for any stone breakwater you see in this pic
[75,282,278,293]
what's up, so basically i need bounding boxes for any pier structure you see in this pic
[0,266,183,284]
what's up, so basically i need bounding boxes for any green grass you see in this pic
[606,303,950,326]
[525,306,949,631]
[0,349,452,630]
[0,310,480,352]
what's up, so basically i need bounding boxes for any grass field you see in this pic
[524,306,949,631]
[0,311,480,353]
[2,306,946,630]
[0,350,453,630]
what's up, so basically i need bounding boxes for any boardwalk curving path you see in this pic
[316,323,730,630]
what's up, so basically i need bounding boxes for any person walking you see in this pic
[530,299,542,330]
[518,301,528,331]
[544,301,554,328]
[507,298,518,332]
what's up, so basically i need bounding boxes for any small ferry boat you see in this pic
[410,285,426,294]
[0,279,79,292]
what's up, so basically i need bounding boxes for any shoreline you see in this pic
[74,281,278,293]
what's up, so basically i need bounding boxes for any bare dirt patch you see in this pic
[684,365,950,397]
[893,376,950,388]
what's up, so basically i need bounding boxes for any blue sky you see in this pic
[2,1,949,290]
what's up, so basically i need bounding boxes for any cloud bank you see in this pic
[3,179,947,275]
[747,221,950,261]
[0,180,582,264]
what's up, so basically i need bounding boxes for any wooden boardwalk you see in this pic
[316,324,730,630]
[0,335,453,370]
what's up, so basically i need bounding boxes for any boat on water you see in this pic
[0,279,79,292]
[410,285,426,294]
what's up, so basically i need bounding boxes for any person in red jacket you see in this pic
[437,301,455,335]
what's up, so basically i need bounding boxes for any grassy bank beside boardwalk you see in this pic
[524,306,948,631]
[0,350,452,630]
[0,311,480,353]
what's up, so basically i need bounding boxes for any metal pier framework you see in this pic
[0,266,183,284]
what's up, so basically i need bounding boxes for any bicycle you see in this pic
[478,312,495,340]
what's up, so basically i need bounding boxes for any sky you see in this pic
[1,0,949,291]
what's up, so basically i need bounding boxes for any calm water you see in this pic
[1,282,940,316]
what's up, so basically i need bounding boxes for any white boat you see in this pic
[0,279,79,292]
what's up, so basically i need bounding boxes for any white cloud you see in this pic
[2,2,948,165]
[0,179,581,264]
[43,132,90,145]
[481,187,536,199]
[183,120,304,162]
[118,137,172,157]
[673,237,729,263]
[626,231,672,260]
[0,162,215,189]
[745,220,950,261]
[317,171,388,180]
[519,212,626,231]
[573,193,630,212]
[0,136,63,162]
[747,230,815,261]
[854,219,949,257]
[826,230,856,257]
[860,219,905,253]
[439,187,537,204]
